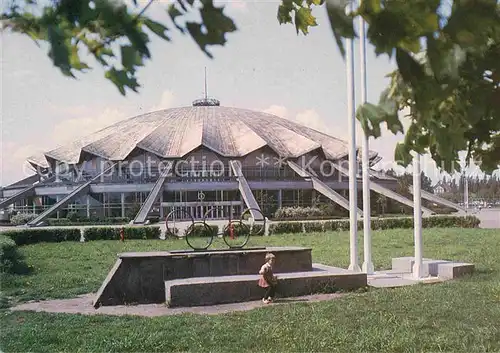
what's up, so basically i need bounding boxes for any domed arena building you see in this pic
[0,98,459,226]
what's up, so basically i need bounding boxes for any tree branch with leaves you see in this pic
[2,0,499,172]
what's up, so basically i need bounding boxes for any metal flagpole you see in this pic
[346,0,360,272]
[412,153,423,279]
[464,171,469,212]
[359,11,374,275]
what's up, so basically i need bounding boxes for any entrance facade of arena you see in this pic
[161,190,243,221]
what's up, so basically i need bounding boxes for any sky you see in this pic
[0,0,495,186]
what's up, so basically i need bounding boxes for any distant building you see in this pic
[1,98,456,226]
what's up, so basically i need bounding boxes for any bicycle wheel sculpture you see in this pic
[172,206,267,250]
[222,220,251,248]
[185,221,215,250]
[240,207,267,236]
[165,209,194,239]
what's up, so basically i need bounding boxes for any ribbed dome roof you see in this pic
[28,105,378,167]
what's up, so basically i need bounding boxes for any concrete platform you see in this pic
[392,257,474,279]
[368,271,444,288]
[165,264,367,307]
[93,246,313,308]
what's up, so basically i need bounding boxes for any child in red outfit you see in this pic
[258,252,277,303]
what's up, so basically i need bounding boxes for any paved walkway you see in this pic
[476,208,500,229]
[10,293,345,317]
[368,271,444,288]
[9,270,447,317]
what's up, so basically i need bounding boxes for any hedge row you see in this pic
[0,215,480,245]
[1,228,82,246]
[83,226,161,241]
[0,234,28,274]
[47,217,130,226]
[183,224,219,237]
[0,226,162,246]
[269,215,481,234]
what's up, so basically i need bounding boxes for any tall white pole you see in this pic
[346,0,360,272]
[464,172,469,212]
[359,13,374,275]
[412,154,423,279]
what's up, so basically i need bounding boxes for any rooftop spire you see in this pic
[204,66,208,100]
[192,67,220,106]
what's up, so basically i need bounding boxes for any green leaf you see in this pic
[356,103,383,138]
[358,0,381,15]
[69,46,89,71]
[167,4,185,32]
[395,48,425,86]
[47,24,73,77]
[121,45,143,72]
[308,0,324,5]
[325,0,356,58]
[187,0,237,58]
[426,36,466,81]
[277,2,294,24]
[294,7,318,34]
[143,18,170,40]
[394,143,411,166]
[105,68,140,95]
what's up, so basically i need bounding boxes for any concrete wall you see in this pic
[93,247,312,307]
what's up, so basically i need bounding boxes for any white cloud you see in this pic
[213,0,248,12]
[227,0,248,11]
[1,91,176,185]
[150,90,176,112]
[295,109,349,140]
[51,108,127,145]
[262,104,348,140]
[262,105,288,118]
[0,142,42,185]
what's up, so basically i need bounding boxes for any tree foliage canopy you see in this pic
[2,0,499,172]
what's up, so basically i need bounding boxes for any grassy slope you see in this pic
[1,228,500,352]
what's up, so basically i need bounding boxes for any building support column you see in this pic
[56,196,60,219]
[86,195,90,218]
[278,189,282,209]
[121,193,125,218]
[159,192,164,220]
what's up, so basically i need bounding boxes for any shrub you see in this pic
[462,215,481,228]
[274,206,326,220]
[423,215,480,228]
[269,222,303,235]
[223,223,250,237]
[184,224,219,237]
[83,226,161,241]
[0,235,28,274]
[249,224,265,236]
[268,215,480,235]
[66,211,79,222]
[303,222,324,233]
[1,228,81,246]
[273,206,346,220]
[324,220,350,231]
[47,217,130,226]
[10,213,37,225]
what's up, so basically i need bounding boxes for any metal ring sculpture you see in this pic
[165,207,267,251]
[165,209,194,239]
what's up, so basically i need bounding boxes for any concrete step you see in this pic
[392,257,474,279]
[165,264,367,307]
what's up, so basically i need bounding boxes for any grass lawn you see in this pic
[1,228,500,352]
